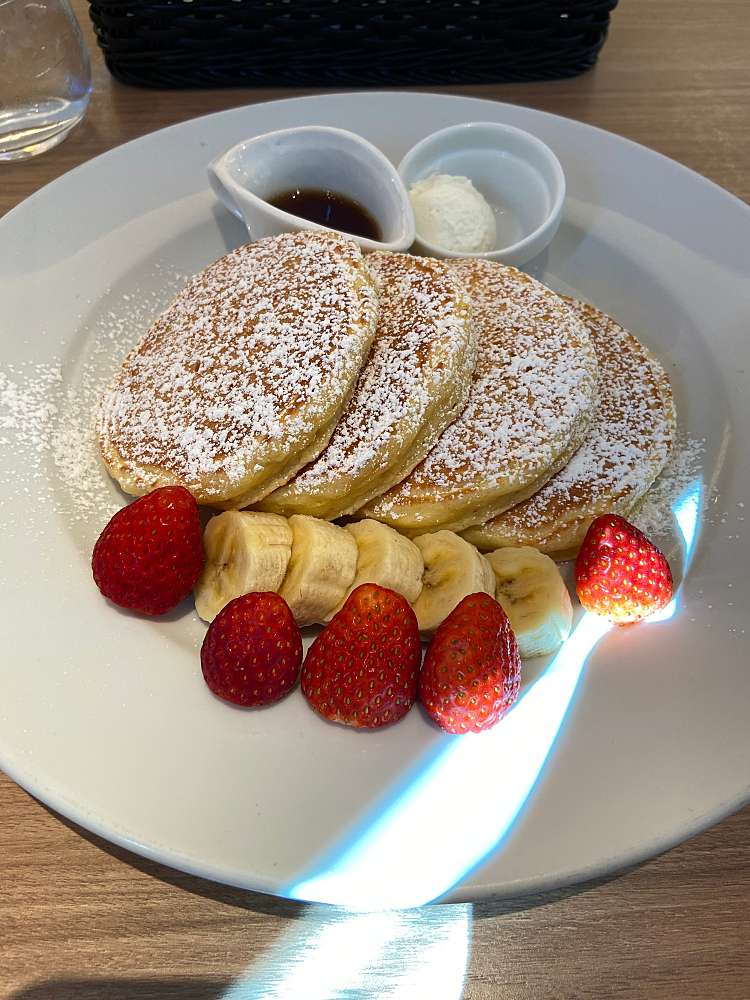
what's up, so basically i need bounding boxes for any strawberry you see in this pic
[201,592,302,707]
[419,593,521,735]
[575,514,673,624]
[92,485,204,616]
[301,584,421,729]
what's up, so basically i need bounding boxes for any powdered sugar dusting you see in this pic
[633,435,705,543]
[0,359,99,535]
[368,259,598,512]
[0,363,61,449]
[53,273,194,523]
[486,299,677,538]
[0,270,188,531]
[267,253,476,511]
[97,232,377,501]
[0,363,62,522]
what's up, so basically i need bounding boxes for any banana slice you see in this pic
[195,511,292,623]
[486,546,573,658]
[340,519,424,611]
[279,515,358,627]
[411,530,495,634]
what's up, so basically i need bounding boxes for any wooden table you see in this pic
[2,2,749,997]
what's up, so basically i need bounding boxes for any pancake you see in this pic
[360,259,598,535]
[257,252,476,519]
[463,299,676,560]
[97,231,378,508]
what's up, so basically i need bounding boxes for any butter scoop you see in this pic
[409,173,496,254]
[399,122,565,266]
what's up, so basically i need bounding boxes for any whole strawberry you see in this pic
[419,593,521,735]
[575,514,673,624]
[92,485,204,615]
[201,592,302,707]
[301,583,421,729]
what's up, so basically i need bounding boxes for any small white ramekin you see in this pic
[208,126,415,253]
[399,121,566,267]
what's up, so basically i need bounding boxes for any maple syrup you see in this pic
[270,188,381,242]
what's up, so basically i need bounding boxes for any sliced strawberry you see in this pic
[301,583,421,729]
[575,514,673,624]
[92,485,204,616]
[419,592,521,734]
[201,592,302,707]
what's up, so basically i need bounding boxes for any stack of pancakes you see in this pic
[98,231,676,560]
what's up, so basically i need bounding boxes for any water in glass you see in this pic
[0,0,92,161]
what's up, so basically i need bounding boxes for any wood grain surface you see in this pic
[2,1,749,997]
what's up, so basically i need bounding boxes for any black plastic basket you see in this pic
[88,0,618,89]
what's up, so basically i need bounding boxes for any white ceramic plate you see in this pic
[1,93,749,909]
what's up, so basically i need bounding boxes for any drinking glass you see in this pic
[0,0,91,161]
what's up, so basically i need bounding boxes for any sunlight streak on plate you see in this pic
[288,613,612,908]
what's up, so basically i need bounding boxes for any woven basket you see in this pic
[88,0,618,89]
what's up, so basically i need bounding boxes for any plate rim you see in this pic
[3,91,749,232]
[2,90,749,907]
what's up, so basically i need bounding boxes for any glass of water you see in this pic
[0,0,92,161]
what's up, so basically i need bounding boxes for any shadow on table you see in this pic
[43,798,639,920]
[42,803,305,918]
[11,981,231,1000]
[19,803,649,1000]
